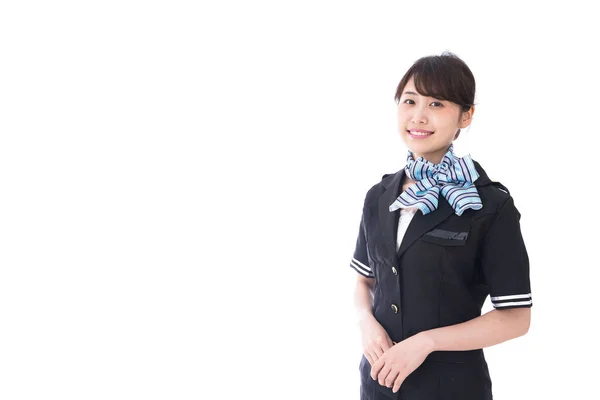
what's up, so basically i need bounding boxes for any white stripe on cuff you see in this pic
[350,259,373,277]
[351,257,371,272]
[493,299,533,308]
[491,293,532,301]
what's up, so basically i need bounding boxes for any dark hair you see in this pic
[394,51,476,114]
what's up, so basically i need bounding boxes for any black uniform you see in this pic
[350,160,532,400]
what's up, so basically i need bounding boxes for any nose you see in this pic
[411,104,429,124]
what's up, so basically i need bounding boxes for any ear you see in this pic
[458,106,475,129]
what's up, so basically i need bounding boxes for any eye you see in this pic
[401,99,443,107]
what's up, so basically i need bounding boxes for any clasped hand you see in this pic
[360,315,433,393]
[370,334,432,393]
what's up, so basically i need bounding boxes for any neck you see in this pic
[412,145,452,165]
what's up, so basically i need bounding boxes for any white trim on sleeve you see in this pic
[491,293,532,308]
[350,257,373,278]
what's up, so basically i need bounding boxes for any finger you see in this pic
[392,373,406,393]
[385,369,399,389]
[373,345,384,359]
[372,350,381,363]
[377,365,392,387]
[365,352,374,366]
[370,358,382,380]
[368,349,380,365]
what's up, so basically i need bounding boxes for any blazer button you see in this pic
[391,304,398,313]
[391,266,398,275]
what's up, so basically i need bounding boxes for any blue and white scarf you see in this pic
[389,144,483,216]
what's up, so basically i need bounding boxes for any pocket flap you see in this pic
[421,229,469,246]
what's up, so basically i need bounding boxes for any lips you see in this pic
[408,129,434,136]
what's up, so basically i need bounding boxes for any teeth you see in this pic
[409,131,432,136]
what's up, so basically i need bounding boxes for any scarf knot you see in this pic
[389,144,483,216]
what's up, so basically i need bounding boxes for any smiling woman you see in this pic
[394,54,476,165]
[349,51,532,400]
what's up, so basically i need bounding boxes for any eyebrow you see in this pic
[403,91,419,96]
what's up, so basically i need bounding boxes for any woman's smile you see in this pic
[408,129,434,139]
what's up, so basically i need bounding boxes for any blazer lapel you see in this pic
[395,191,454,260]
[378,169,455,264]
[378,171,403,264]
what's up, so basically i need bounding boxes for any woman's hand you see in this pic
[370,333,434,393]
[358,314,394,366]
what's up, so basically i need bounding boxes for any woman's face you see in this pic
[397,76,474,164]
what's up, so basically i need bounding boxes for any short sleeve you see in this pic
[349,212,374,278]
[480,196,532,309]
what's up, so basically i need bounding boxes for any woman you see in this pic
[350,52,532,400]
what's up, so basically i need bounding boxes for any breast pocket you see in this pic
[417,226,477,284]
[421,228,469,246]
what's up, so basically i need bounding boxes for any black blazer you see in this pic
[350,160,532,400]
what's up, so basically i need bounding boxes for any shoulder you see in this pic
[356,170,400,210]
[367,171,397,196]
[476,179,520,221]
[471,159,515,216]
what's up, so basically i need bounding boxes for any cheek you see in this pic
[436,112,458,127]
[397,111,410,125]
[428,118,453,135]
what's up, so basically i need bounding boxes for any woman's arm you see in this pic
[370,307,531,391]
[354,274,375,323]
[418,308,531,352]
[354,274,396,365]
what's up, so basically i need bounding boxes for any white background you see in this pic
[1,1,598,399]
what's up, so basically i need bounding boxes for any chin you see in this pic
[406,143,436,153]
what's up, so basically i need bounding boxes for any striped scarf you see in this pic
[389,144,483,216]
